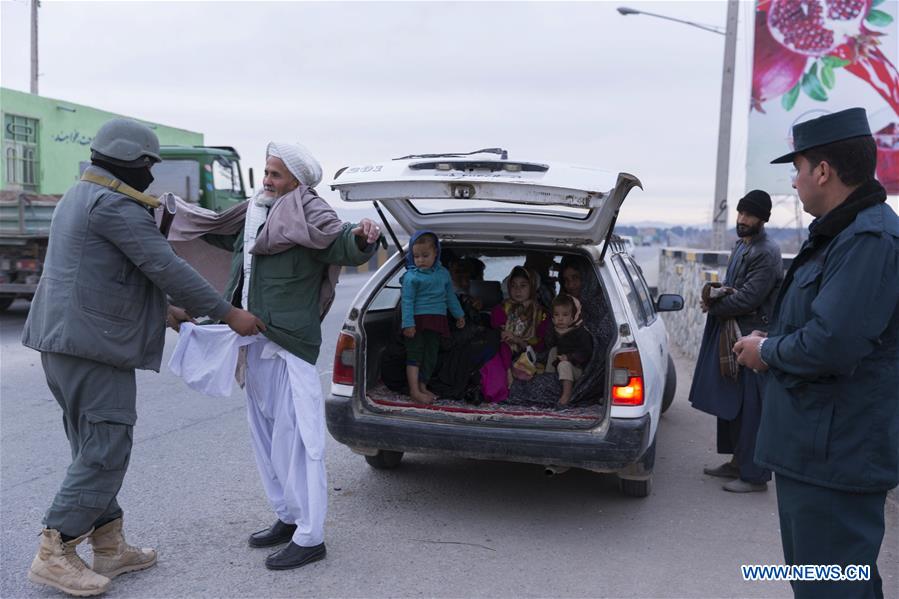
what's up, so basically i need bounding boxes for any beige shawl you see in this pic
[162,184,346,319]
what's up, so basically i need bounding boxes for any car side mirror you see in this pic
[655,293,684,312]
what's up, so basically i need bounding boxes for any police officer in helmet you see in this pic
[21,118,263,596]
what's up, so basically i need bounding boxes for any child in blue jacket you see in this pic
[401,231,465,404]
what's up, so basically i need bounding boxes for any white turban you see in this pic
[266,141,323,188]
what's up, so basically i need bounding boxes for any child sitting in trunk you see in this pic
[544,294,593,405]
[401,231,465,404]
[479,266,549,402]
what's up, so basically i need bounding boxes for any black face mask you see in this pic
[128,167,154,192]
[736,222,762,238]
[92,159,155,192]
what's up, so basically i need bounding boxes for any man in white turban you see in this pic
[266,141,323,191]
[191,141,382,570]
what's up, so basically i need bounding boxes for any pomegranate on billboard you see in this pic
[747,0,899,195]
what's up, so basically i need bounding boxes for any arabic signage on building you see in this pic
[52,130,93,146]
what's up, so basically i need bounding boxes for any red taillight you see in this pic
[332,332,356,385]
[612,377,644,405]
[611,348,644,406]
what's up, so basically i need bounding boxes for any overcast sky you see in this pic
[2,0,783,226]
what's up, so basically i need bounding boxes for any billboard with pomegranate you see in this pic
[747,0,898,195]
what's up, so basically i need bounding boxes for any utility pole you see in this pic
[30,0,39,94]
[711,0,739,251]
[618,1,738,250]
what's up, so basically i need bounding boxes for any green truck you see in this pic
[0,145,250,311]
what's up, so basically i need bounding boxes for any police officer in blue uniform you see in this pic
[735,107,899,599]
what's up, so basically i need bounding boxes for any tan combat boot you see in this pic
[28,528,111,597]
[88,517,157,578]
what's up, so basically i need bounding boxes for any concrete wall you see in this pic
[658,247,794,361]
[1,88,202,194]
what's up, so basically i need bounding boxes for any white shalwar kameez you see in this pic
[244,338,327,547]
[170,196,328,548]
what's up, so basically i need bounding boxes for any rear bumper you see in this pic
[0,283,36,294]
[326,395,652,472]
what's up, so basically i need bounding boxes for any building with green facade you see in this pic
[1,87,203,195]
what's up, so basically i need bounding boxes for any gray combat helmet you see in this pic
[90,118,161,167]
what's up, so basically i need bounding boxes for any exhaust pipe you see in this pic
[544,465,570,476]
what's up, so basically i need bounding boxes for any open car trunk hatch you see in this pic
[331,156,642,245]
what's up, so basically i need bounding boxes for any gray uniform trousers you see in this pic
[41,352,137,538]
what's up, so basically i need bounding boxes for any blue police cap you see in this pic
[771,107,872,164]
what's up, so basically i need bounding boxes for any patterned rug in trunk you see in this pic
[366,383,602,420]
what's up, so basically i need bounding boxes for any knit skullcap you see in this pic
[736,189,772,222]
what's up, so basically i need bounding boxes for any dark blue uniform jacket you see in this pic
[756,181,899,492]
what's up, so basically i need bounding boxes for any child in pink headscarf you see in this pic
[480,266,549,402]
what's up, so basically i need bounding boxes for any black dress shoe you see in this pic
[265,542,327,571]
[248,520,297,548]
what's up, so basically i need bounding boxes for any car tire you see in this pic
[617,436,655,498]
[0,296,14,312]
[661,354,677,414]
[364,450,404,470]
[618,476,652,498]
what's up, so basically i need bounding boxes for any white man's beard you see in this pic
[254,190,276,207]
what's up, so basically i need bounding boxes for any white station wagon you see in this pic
[325,151,683,497]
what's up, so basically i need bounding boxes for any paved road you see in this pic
[2,274,896,598]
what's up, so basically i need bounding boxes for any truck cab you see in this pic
[148,145,248,212]
[77,145,249,212]
[1,145,249,310]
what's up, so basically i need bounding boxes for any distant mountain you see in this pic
[617,220,707,229]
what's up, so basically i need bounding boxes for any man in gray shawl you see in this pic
[171,142,381,570]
